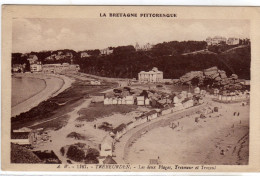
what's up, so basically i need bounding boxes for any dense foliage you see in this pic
[12,41,251,79]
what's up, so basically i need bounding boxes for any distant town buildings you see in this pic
[42,63,80,74]
[206,36,227,45]
[80,52,91,58]
[226,37,240,45]
[100,48,113,55]
[135,42,153,51]
[206,36,242,46]
[138,67,163,83]
[12,64,26,72]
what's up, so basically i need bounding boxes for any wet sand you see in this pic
[127,102,249,165]
[11,73,74,117]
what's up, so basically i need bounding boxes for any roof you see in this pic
[11,132,30,139]
[101,134,114,145]
[113,124,127,134]
[103,156,117,164]
[13,127,32,133]
[137,96,145,100]
[143,110,157,116]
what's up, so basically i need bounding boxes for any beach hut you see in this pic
[117,98,122,104]
[125,96,134,105]
[173,96,180,104]
[181,91,188,98]
[161,107,172,115]
[121,97,126,105]
[92,93,104,103]
[145,98,150,106]
[187,93,193,98]
[227,96,232,101]
[112,98,118,105]
[137,96,145,105]
[194,87,200,94]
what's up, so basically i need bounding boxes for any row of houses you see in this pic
[104,96,150,106]
[206,36,240,45]
[217,94,249,102]
[30,63,80,73]
[99,97,202,157]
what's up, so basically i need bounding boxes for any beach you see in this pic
[11,73,74,117]
[127,101,249,165]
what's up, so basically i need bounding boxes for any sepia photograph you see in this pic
[1,5,260,172]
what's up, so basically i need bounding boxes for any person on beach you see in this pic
[234,112,236,116]
[237,112,240,116]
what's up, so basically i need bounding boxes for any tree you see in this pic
[66,145,85,162]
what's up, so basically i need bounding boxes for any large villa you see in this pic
[138,67,163,83]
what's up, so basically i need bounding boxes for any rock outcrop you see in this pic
[178,66,242,89]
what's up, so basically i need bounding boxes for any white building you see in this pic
[90,80,101,85]
[145,98,150,105]
[138,67,163,83]
[30,62,42,72]
[42,63,80,74]
[80,52,91,58]
[137,96,145,105]
[227,37,239,45]
[100,135,114,157]
[100,48,113,55]
[125,96,134,105]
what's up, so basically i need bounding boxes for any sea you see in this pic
[12,76,46,107]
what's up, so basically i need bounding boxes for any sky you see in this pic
[12,18,250,53]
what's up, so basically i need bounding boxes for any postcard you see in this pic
[1,5,260,172]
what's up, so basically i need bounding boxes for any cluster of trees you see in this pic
[61,143,100,164]
[151,41,207,56]
[11,40,251,80]
[76,45,250,80]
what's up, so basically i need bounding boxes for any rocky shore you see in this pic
[178,66,244,90]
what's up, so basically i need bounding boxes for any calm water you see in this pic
[12,77,46,107]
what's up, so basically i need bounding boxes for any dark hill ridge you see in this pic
[77,45,250,80]
[12,42,251,80]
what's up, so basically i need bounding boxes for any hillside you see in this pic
[11,41,251,80]
[77,45,250,80]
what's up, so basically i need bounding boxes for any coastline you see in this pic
[12,76,47,107]
[11,73,74,117]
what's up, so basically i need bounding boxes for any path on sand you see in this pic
[33,98,92,163]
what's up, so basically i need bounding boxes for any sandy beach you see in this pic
[127,101,249,165]
[11,73,74,117]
